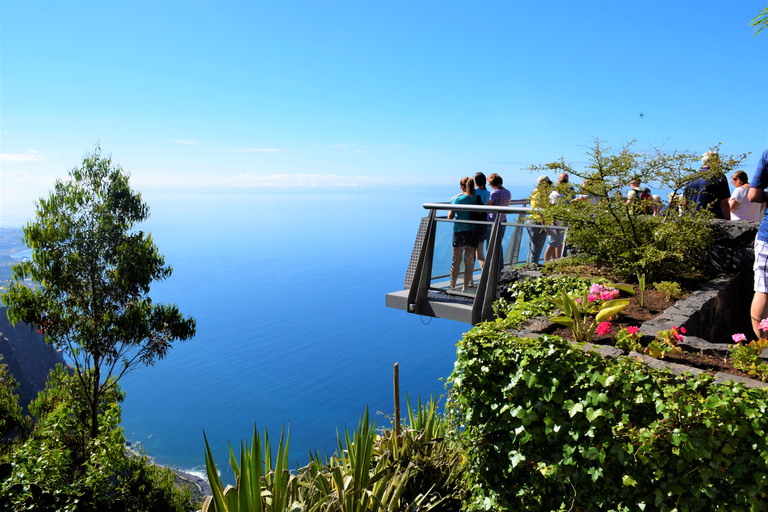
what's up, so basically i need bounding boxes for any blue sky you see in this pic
[1,0,767,222]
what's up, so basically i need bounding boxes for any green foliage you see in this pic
[447,330,768,511]
[547,286,629,342]
[730,338,768,382]
[654,280,683,301]
[636,273,646,307]
[529,140,747,281]
[506,275,594,301]
[752,4,768,36]
[0,365,192,511]
[493,275,597,330]
[0,360,31,458]
[3,145,196,441]
[645,326,684,359]
[202,397,463,512]
[614,326,643,353]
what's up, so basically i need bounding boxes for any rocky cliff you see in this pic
[0,306,66,412]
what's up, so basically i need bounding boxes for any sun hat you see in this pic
[537,175,552,185]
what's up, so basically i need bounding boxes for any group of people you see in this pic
[444,150,768,340]
[630,152,763,222]
[526,173,571,265]
[523,152,767,267]
[681,151,764,222]
[447,172,510,292]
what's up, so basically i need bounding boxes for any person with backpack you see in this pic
[627,179,653,213]
[473,172,491,270]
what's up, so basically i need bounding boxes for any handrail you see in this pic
[422,202,532,214]
[386,197,568,325]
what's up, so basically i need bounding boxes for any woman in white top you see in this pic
[730,170,763,222]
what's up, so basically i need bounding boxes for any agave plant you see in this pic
[202,425,316,512]
[201,401,459,512]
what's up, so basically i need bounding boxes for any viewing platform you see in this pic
[386,201,567,325]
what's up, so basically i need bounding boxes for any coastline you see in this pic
[172,467,212,503]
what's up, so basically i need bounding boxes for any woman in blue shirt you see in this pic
[448,177,479,291]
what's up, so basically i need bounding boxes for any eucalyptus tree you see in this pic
[752,4,768,36]
[3,145,196,440]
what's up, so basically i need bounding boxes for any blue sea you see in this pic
[9,183,531,484]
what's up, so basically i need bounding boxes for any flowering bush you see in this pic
[732,333,747,343]
[548,282,629,342]
[645,325,684,359]
[615,325,643,352]
[595,322,612,336]
[730,326,768,382]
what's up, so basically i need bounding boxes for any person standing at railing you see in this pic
[448,177,479,292]
[545,172,573,261]
[473,172,491,270]
[486,173,512,274]
[526,175,551,265]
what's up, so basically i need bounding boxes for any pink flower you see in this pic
[596,322,612,336]
[679,326,686,334]
[590,283,603,294]
[674,334,683,342]
[626,326,640,335]
[587,294,598,303]
[759,318,768,332]
[732,333,747,343]
[600,291,613,301]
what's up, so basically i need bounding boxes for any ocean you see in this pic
[4,183,531,484]
[108,183,530,483]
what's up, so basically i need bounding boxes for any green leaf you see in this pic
[550,316,575,327]
[595,299,630,322]
[615,284,636,296]
[567,402,584,417]
[623,475,638,487]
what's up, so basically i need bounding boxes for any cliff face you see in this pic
[0,306,66,412]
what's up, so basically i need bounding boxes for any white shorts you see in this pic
[754,239,768,293]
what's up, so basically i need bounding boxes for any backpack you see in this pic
[470,194,487,222]
[470,195,488,237]
[632,187,653,214]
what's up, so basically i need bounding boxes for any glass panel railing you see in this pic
[430,218,492,296]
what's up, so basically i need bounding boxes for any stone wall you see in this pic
[501,218,768,388]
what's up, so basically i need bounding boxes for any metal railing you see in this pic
[396,200,567,325]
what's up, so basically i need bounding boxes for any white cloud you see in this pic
[0,151,46,162]
[316,143,406,153]
[213,148,281,153]
[131,172,403,189]
[171,139,201,145]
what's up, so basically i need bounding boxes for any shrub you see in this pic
[0,360,31,458]
[447,329,768,511]
[529,141,747,282]
[0,365,192,512]
[614,326,643,353]
[730,331,768,382]
[654,281,683,301]
[645,325,685,359]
